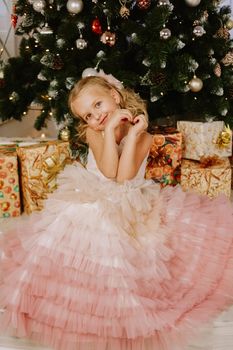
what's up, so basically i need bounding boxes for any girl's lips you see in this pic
[100,116,107,124]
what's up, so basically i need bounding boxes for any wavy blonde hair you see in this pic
[68,76,148,142]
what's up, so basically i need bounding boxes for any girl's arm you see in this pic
[87,109,133,179]
[116,115,152,183]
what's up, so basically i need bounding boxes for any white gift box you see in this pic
[177,121,232,160]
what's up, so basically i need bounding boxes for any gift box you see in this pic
[0,147,21,218]
[181,157,231,198]
[17,140,71,214]
[177,121,232,160]
[145,128,182,187]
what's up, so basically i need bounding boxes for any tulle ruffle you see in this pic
[1,163,233,350]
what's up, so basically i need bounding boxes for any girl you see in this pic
[1,72,233,350]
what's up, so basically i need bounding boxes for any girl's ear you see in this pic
[110,89,121,104]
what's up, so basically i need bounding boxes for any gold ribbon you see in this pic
[42,154,66,191]
[199,155,223,168]
[214,124,232,149]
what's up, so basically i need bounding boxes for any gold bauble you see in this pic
[59,126,70,141]
[226,19,233,30]
[185,0,201,7]
[188,76,203,92]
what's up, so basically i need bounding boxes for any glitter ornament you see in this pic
[100,29,116,46]
[92,18,102,34]
[76,36,87,49]
[193,25,206,37]
[32,0,46,12]
[215,27,230,40]
[185,0,201,6]
[221,51,233,66]
[160,28,171,40]
[11,14,18,28]
[188,75,203,92]
[136,0,151,10]
[66,0,83,14]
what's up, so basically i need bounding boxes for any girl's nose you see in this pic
[94,112,101,120]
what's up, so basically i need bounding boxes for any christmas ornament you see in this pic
[100,29,116,46]
[184,0,201,6]
[76,35,87,49]
[160,28,171,40]
[215,125,231,149]
[226,19,233,30]
[215,27,230,40]
[193,25,206,37]
[9,91,20,102]
[32,0,46,12]
[92,18,102,34]
[213,63,221,77]
[157,0,170,6]
[11,14,18,28]
[221,51,233,66]
[136,0,151,10]
[119,0,130,18]
[39,23,53,35]
[188,75,203,92]
[59,126,71,141]
[66,0,83,14]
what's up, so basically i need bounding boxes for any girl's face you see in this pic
[72,84,120,131]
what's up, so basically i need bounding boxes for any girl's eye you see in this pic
[95,101,101,108]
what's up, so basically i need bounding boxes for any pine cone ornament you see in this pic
[213,63,221,77]
[215,27,230,40]
[221,51,233,66]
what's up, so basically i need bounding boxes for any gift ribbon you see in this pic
[199,155,223,168]
[42,154,67,191]
[213,124,232,149]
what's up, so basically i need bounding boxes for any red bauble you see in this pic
[11,14,18,28]
[92,18,102,35]
[136,0,151,10]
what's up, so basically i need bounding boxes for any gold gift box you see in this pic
[177,121,232,160]
[0,147,21,218]
[17,140,71,214]
[181,157,231,198]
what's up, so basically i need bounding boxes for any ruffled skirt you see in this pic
[0,163,233,350]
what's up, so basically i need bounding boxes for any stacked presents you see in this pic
[178,121,232,199]
[0,138,72,218]
[145,120,232,199]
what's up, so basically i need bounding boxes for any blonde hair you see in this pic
[68,76,148,142]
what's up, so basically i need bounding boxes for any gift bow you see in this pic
[42,154,67,191]
[199,155,223,168]
[214,124,232,149]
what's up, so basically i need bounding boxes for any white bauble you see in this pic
[66,0,83,14]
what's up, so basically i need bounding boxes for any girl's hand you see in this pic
[105,109,133,131]
[128,114,148,137]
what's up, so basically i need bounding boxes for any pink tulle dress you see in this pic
[0,138,233,350]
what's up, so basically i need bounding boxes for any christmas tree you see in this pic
[0,0,233,138]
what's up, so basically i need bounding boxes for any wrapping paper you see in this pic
[0,147,21,218]
[181,158,231,198]
[17,141,71,214]
[145,129,182,187]
[177,121,232,160]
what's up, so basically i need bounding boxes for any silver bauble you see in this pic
[32,0,46,12]
[185,0,201,6]
[76,37,87,49]
[66,0,83,14]
[188,76,203,92]
[193,25,206,37]
[82,68,98,78]
[157,0,170,6]
[160,28,171,40]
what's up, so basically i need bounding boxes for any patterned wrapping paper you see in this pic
[145,129,182,187]
[0,147,21,218]
[177,121,232,160]
[181,158,231,199]
[17,140,72,214]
